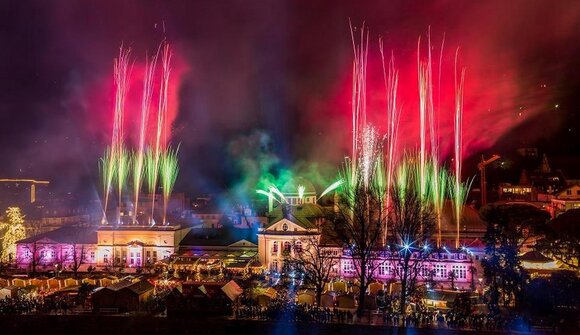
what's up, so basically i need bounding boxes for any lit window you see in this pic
[295,241,302,253]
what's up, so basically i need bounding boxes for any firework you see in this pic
[98,42,178,226]
[317,179,344,201]
[100,46,131,225]
[452,48,467,248]
[449,177,473,248]
[360,125,381,189]
[159,146,179,225]
[150,43,172,223]
[268,185,287,204]
[115,146,131,223]
[379,38,401,245]
[99,146,116,223]
[297,185,305,203]
[417,40,430,202]
[132,51,159,224]
[349,21,369,185]
[428,161,449,247]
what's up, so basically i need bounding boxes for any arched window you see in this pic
[295,241,302,253]
[282,223,289,231]
[272,241,278,254]
[283,241,291,253]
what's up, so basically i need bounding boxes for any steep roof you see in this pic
[439,202,486,233]
[125,280,154,295]
[180,227,258,247]
[520,251,553,263]
[98,279,153,296]
[266,203,327,229]
[106,279,134,291]
[17,226,97,245]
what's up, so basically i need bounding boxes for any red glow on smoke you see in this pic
[83,46,188,148]
[318,37,551,163]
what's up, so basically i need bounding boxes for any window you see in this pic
[282,223,288,231]
[272,241,278,254]
[295,241,302,253]
[103,254,109,264]
[342,260,355,275]
[283,241,291,253]
[90,251,95,261]
[152,251,157,262]
[452,265,467,279]
[378,263,391,276]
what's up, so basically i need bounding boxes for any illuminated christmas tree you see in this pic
[0,207,26,263]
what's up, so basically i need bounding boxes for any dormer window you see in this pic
[282,223,288,231]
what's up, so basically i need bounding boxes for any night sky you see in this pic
[0,1,579,199]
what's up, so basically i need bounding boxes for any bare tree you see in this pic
[21,241,44,277]
[468,265,477,291]
[448,270,457,290]
[290,236,339,306]
[332,152,387,314]
[388,183,436,317]
[536,208,579,271]
[69,242,86,278]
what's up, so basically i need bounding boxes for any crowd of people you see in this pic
[0,294,76,315]
[233,294,534,332]
[236,303,359,323]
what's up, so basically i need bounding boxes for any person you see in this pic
[375,290,386,312]
[437,310,445,328]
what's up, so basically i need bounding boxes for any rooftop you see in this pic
[18,225,97,244]
[180,227,258,247]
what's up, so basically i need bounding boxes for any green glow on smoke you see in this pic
[115,145,131,203]
[99,146,116,209]
[159,146,179,225]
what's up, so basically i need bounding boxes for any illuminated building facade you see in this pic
[550,184,580,216]
[256,179,486,289]
[16,224,191,272]
[96,224,191,270]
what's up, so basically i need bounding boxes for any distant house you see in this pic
[520,251,562,278]
[16,226,98,272]
[91,279,154,313]
[15,224,191,272]
[550,184,580,217]
[166,227,259,273]
[256,177,485,289]
[498,155,568,202]
[0,286,19,299]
